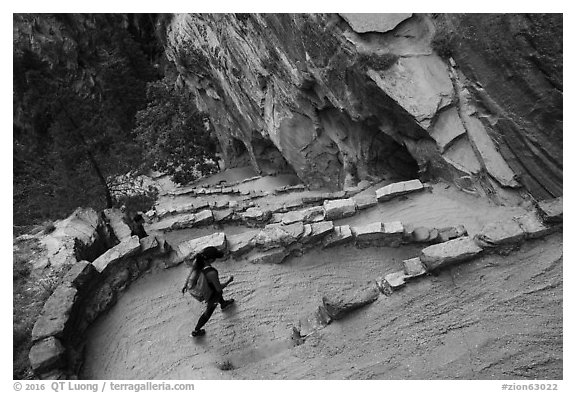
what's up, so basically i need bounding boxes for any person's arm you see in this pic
[221,275,234,289]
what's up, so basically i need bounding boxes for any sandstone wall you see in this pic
[165,13,562,200]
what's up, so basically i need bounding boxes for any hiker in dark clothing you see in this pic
[182,246,235,337]
[132,213,147,239]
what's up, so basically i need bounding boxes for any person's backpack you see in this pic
[187,269,212,302]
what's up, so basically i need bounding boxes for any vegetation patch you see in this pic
[13,239,68,379]
[357,53,399,71]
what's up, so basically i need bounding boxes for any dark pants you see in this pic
[194,269,226,331]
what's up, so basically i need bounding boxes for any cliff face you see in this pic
[165,13,562,199]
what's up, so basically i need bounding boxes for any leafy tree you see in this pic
[13,14,161,225]
[134,76,220,185]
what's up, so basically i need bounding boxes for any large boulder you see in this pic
[322,284,379,320]
[29,337,65,375]
[376,179,424,202]
[367,55,453,129]
[31,283,78,342]
[420,236,483,271]
[92,235,141,273]
[428,107,467,153]
[323,198,357,220]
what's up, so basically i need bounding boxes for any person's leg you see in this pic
[193,301,218,333]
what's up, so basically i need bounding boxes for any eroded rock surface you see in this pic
[165,13,561,201]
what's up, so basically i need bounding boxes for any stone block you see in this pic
[168,213,197,230]
[194,209,214,225]
[302,195,323,204]
[29,337,65,374]
[32,283,78,342]
[428,228,440,243]
[214,209,234,222]
[247,247,290,264]
[242,207,272,222]
[215,200,229,209]
[376,179,424,202]
[297,306,333,337]
[166,232,227,268]
[103,208,132,241]
[323,198,357,220]
[139,236,159,253]
[322,285,379,320]
[255,224,297,250]
[353,194,378,210]
[352,221,385,242]
[227,230,259,257]
[420,236,483,271]
[384,271,408,290]
[403,257,427,278]
[62,260,98,291]
[281,206,325,225]
[537,197,563,224]
[514,211,552,239]
[352,221,403,247]
[323,225,353,248]
[302,221,334,244]
[412,226,430,242]
[92,235,141,273]
[475,219,525,248]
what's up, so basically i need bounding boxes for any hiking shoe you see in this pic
[190,329,206,337]
[220,299,235,310]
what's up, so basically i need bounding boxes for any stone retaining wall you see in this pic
[292,197,563,340]
[28,190,562,379]
[28,235,171,379]
[150,179,428,232]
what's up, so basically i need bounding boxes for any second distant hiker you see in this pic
[182,246,235,337]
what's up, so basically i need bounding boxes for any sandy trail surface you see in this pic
[81,172,562,379]
[82,234,562,379]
